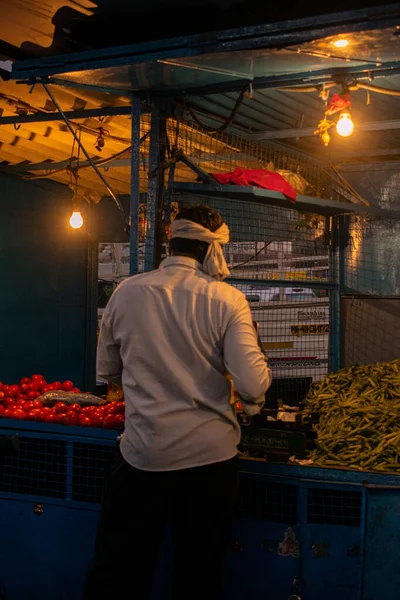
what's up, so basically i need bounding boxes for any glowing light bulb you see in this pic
[69,210,83,229]
[336,112,354,137]
[333,39,349,48]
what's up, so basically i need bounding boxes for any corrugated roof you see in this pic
[0,5,399,200]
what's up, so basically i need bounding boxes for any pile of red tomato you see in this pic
[0,374,124,430]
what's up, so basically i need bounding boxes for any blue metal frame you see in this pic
[129,99,141,276]
[226,277,337,290]
[328,217,340,373]
[0,105,134,126]
[144,106,161,272]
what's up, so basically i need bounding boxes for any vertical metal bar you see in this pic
[328,216,340,372]
[84,205,99,392]
[358,487,368,600]
[65,440,74,501]
[145,106,161,272]
[130,99,141,276]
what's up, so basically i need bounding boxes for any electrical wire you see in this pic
[229,242,273,271]
[22,131,150,181]
[186,90,247,134]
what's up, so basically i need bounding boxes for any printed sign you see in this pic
[291,324,329,337]
[297,309,328,321]
[269,358,328,368]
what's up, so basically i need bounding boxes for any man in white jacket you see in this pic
[83,204,272,600]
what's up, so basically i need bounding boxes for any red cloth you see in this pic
[211,168,296,203]
[325,92,351,116]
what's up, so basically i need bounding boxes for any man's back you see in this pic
[97,255,270,471]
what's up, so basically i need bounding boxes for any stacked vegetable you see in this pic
[303,359,400,472]
[0,374,124,430]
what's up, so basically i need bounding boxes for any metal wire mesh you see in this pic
[0,437,66,499]
[138,112,329,198]
[236,478,298,524]
[307,488,362,527]
[72,442,116,504]
[177,193,329,283]
[345,215,400,296]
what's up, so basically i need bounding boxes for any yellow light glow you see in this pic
[333,39,349,48]
[69,210,83,229]
[336,112,354,137]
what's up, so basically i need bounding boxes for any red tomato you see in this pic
[0,405,5,417]
[91,411,104,428]
[54,402,68,414]
[4,398,15,408]
[41,385,51,394]
[27,391,37,400]
[33,400,43,409]
[62,380,74,392]
[34,392,41,399]
[43,410,56,423]
[46,384,56,391]
[31,374,45,382]
[68,403,81,413]
[19,384,30,393]
[30,381,43,392]
[17,394,28,401]
[8,385,20,398]
[41,406,52,416]
[53,413,65,425]
[115,402,125,415]
[0,382,3,391]
[80,406,92,415]
[3,385,10,395]
[72,388,81,394]
[10,409,25,420]
[16,399,26,407]
[3,409,10,417]
[23,401,35,413]
[26,408,42,422]
[104,401,119,415]
[20,377,31,385]
[78,414,92,427]
[103,414,124,430]
[52,381,62,391]
[64,411,78,426]
[0,391,5,400]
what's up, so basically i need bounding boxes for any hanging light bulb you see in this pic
[336,111,354,137]
[69,210,83,229]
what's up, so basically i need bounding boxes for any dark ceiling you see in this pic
[0,0,399,61]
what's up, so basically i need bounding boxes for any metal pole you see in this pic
[144,106,161,272]
[42,82,129,228]
[129,98,141,276]
[328,216,341,373]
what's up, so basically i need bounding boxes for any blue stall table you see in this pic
[0,421,399,600]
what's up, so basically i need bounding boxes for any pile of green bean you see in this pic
[303,359,400,472]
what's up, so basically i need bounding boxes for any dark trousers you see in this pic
[82,452,238,600]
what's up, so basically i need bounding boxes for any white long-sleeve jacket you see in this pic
[97,256,272,471]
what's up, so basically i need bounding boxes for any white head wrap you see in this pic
[171,218,230,281]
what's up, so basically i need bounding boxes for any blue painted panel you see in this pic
[223,520,299,599]
[0,175,88,388]
[363,489,400,600]
[301,524,361,600]
[0,497,99,600]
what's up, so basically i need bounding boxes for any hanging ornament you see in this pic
[314,90,353,146]
[325,92,351,116]
[314,117,335,146]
